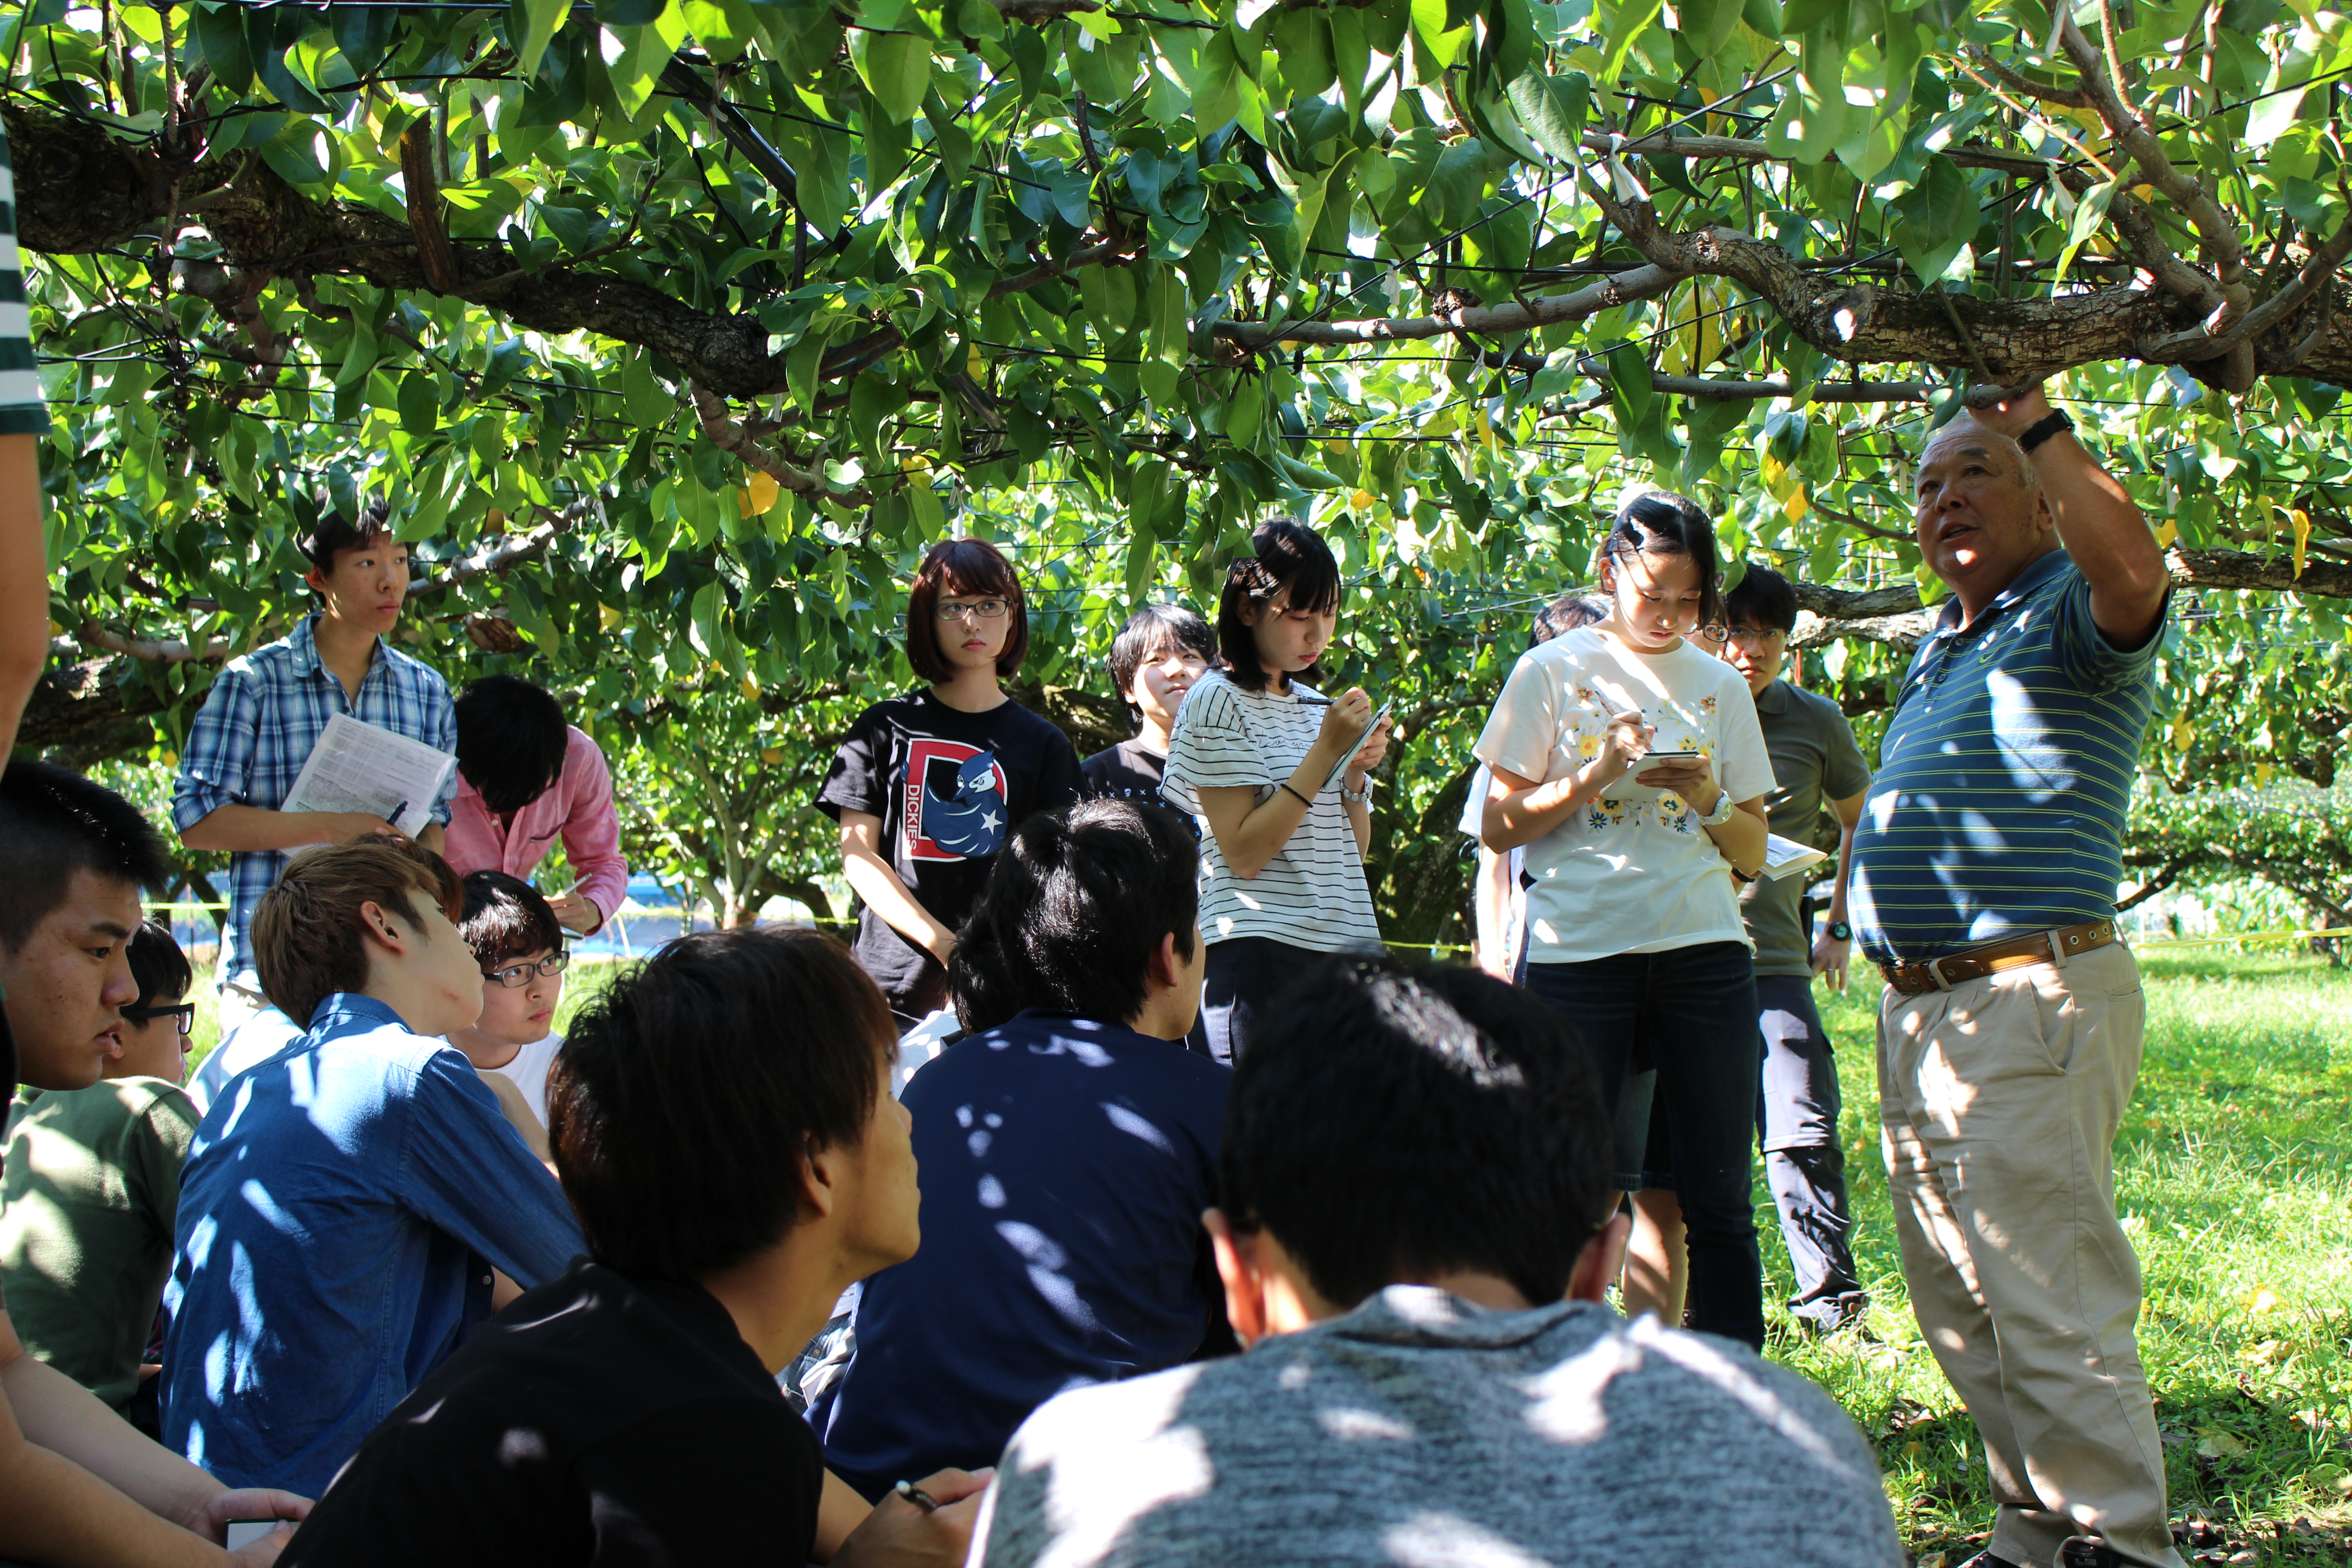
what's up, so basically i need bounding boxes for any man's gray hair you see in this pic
[1921,421,2039,492]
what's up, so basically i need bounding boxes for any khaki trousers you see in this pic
[1877,942,2183,1568]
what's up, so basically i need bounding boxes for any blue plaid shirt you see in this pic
[172,616,456,982]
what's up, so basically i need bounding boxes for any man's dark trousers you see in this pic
[1755,974,1866,1329]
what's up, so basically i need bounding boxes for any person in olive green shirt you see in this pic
[2,919,201,1428]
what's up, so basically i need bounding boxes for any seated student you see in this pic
[969,955,1904,1568]
[811,800,1231,1501]
[444,676,627,937]
[162,838,584,1497]
[1081,604,1214,820]
[2,920,201,1434]
[0,761,308,1565]
[276,927,985,1567]
[445,871,569,1131]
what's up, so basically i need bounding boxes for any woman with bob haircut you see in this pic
[818,537,1081,1028]
[1472,488,1775,1350]
[1162,519,1390,1063]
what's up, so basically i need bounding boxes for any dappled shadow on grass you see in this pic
[1762,954,2352,1561]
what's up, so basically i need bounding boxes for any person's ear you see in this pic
[1566,1211,1633,1306]
[799,1137,843,1222]
[1203,1208,1270,1347]
[304,565,328,597]
[1145,930,1182,993]
[357,900,408,956]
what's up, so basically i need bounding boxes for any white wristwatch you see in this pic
[1695,790,1736,827]
[1341,779,1373,804]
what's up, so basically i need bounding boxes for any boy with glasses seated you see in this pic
[445,871,571,1135]
[1,919,202,1436]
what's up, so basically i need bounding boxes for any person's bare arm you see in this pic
[179,805,412,854]
[1481,708,1648,853]
[477,1070,550,1163]
[1971,386,2166,645]
[1471,846,1513,979]
[812,1470,873,1562]
[1194,691,1375,878]
[0,431,45,760]
[1811,790,1867,990]
[0,1343,306,1565]
[416,822,445,855]
[838,812,956,965]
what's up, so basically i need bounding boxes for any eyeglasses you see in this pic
[1725,626,1786,647]
[484,951,570,989]
[1694,625,1730,644]
[120,1002,195,1039]
[935,598,1011,622]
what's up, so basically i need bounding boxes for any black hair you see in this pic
[950,800,1202,1035]
[299,497,397,578]
[456,870,566,971]
[0,762,172,952]
[1220,955,1609,1310]
[1531,589,1607,651]
[1216,519,1341,692]
[1598,490,1725,630]
[549,927,893,1282]
[1723,561,1798,635]
[1107,604,1217,725]
[454,676,571,815]
[127,919,193,1011]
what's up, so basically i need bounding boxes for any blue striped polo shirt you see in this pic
[1851,550,2166,963]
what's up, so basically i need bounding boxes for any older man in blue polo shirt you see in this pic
[1851,387,2177,1568]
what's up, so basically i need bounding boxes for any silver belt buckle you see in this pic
[1926,955,1954,992]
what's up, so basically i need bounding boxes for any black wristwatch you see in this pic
[1827,921,1852,941]
[2018,410,2074,452]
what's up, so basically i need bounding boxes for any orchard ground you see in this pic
[182,947,2352,1564]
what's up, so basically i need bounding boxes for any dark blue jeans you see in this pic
[1755,973,1867,1328]
[1527,942,1765,1348]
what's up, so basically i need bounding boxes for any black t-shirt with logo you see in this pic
[1079,740,1200,836]
[818,691,1081,1023]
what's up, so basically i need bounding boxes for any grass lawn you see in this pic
[1783,950,2352,1564]
[183,948,2352,1560]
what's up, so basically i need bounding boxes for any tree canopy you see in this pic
[14,0,2352,935]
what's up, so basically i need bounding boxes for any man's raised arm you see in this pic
[1970,384,2168,646]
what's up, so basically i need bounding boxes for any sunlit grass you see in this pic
[1777,951,2352,1562]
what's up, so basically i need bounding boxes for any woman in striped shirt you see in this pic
[1163,520,1390,1063]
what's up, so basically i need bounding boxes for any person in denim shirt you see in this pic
[162,839,582,1496]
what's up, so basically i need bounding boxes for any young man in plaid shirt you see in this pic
[173,502,457,1039]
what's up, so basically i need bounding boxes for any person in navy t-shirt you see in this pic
[809,800,1230,1499]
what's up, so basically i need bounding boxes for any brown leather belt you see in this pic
[1877,919,2120,997]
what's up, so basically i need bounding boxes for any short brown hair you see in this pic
[254,838,464,1026]
[548,928,894,1280]
[904,537,1029,683]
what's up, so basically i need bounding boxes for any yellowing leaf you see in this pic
[2170,711,2193,752]
[2154,517,2178,549]
[747,470,779,514]
[2195,1431,2249,1460]
[2292,507,2312,579]
[1782,485,1811,524]
[599,603,622,632]
[1475,404,1495,451]
[901,453,933,473]
[2256,761,2274,787]
[760,745,785,765]
[741,676,760,700]
[1351,488,1376,510]
[967,343,986,377]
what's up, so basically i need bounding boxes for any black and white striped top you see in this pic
[1161,670,1381,954]
[0,125,47,436]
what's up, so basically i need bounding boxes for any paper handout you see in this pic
[280,713,454,840]
[1760,833,1830,882]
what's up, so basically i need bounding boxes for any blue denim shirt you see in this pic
[162,994,583,1494]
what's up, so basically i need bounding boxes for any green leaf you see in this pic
[1676,0,1745,58]
[398,372,440,438]
[1504,72,1589,161]
[1193,30,1243,130]
[512,0,573,79]
[1596,0,1665,84]
[2050,177,2116,286]
[853,30,932,123]
[1412,0,1472,68]
[1889,152,1979,283]
[191,1,252,93]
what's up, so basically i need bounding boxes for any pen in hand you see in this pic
[383,800,409,832]
[892,1479,938,1514]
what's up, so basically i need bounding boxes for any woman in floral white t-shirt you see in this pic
[1473,490,1776,1349]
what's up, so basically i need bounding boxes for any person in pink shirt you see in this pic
[444,676,627,936]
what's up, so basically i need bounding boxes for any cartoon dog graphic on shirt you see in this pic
[923,750,1009,857]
